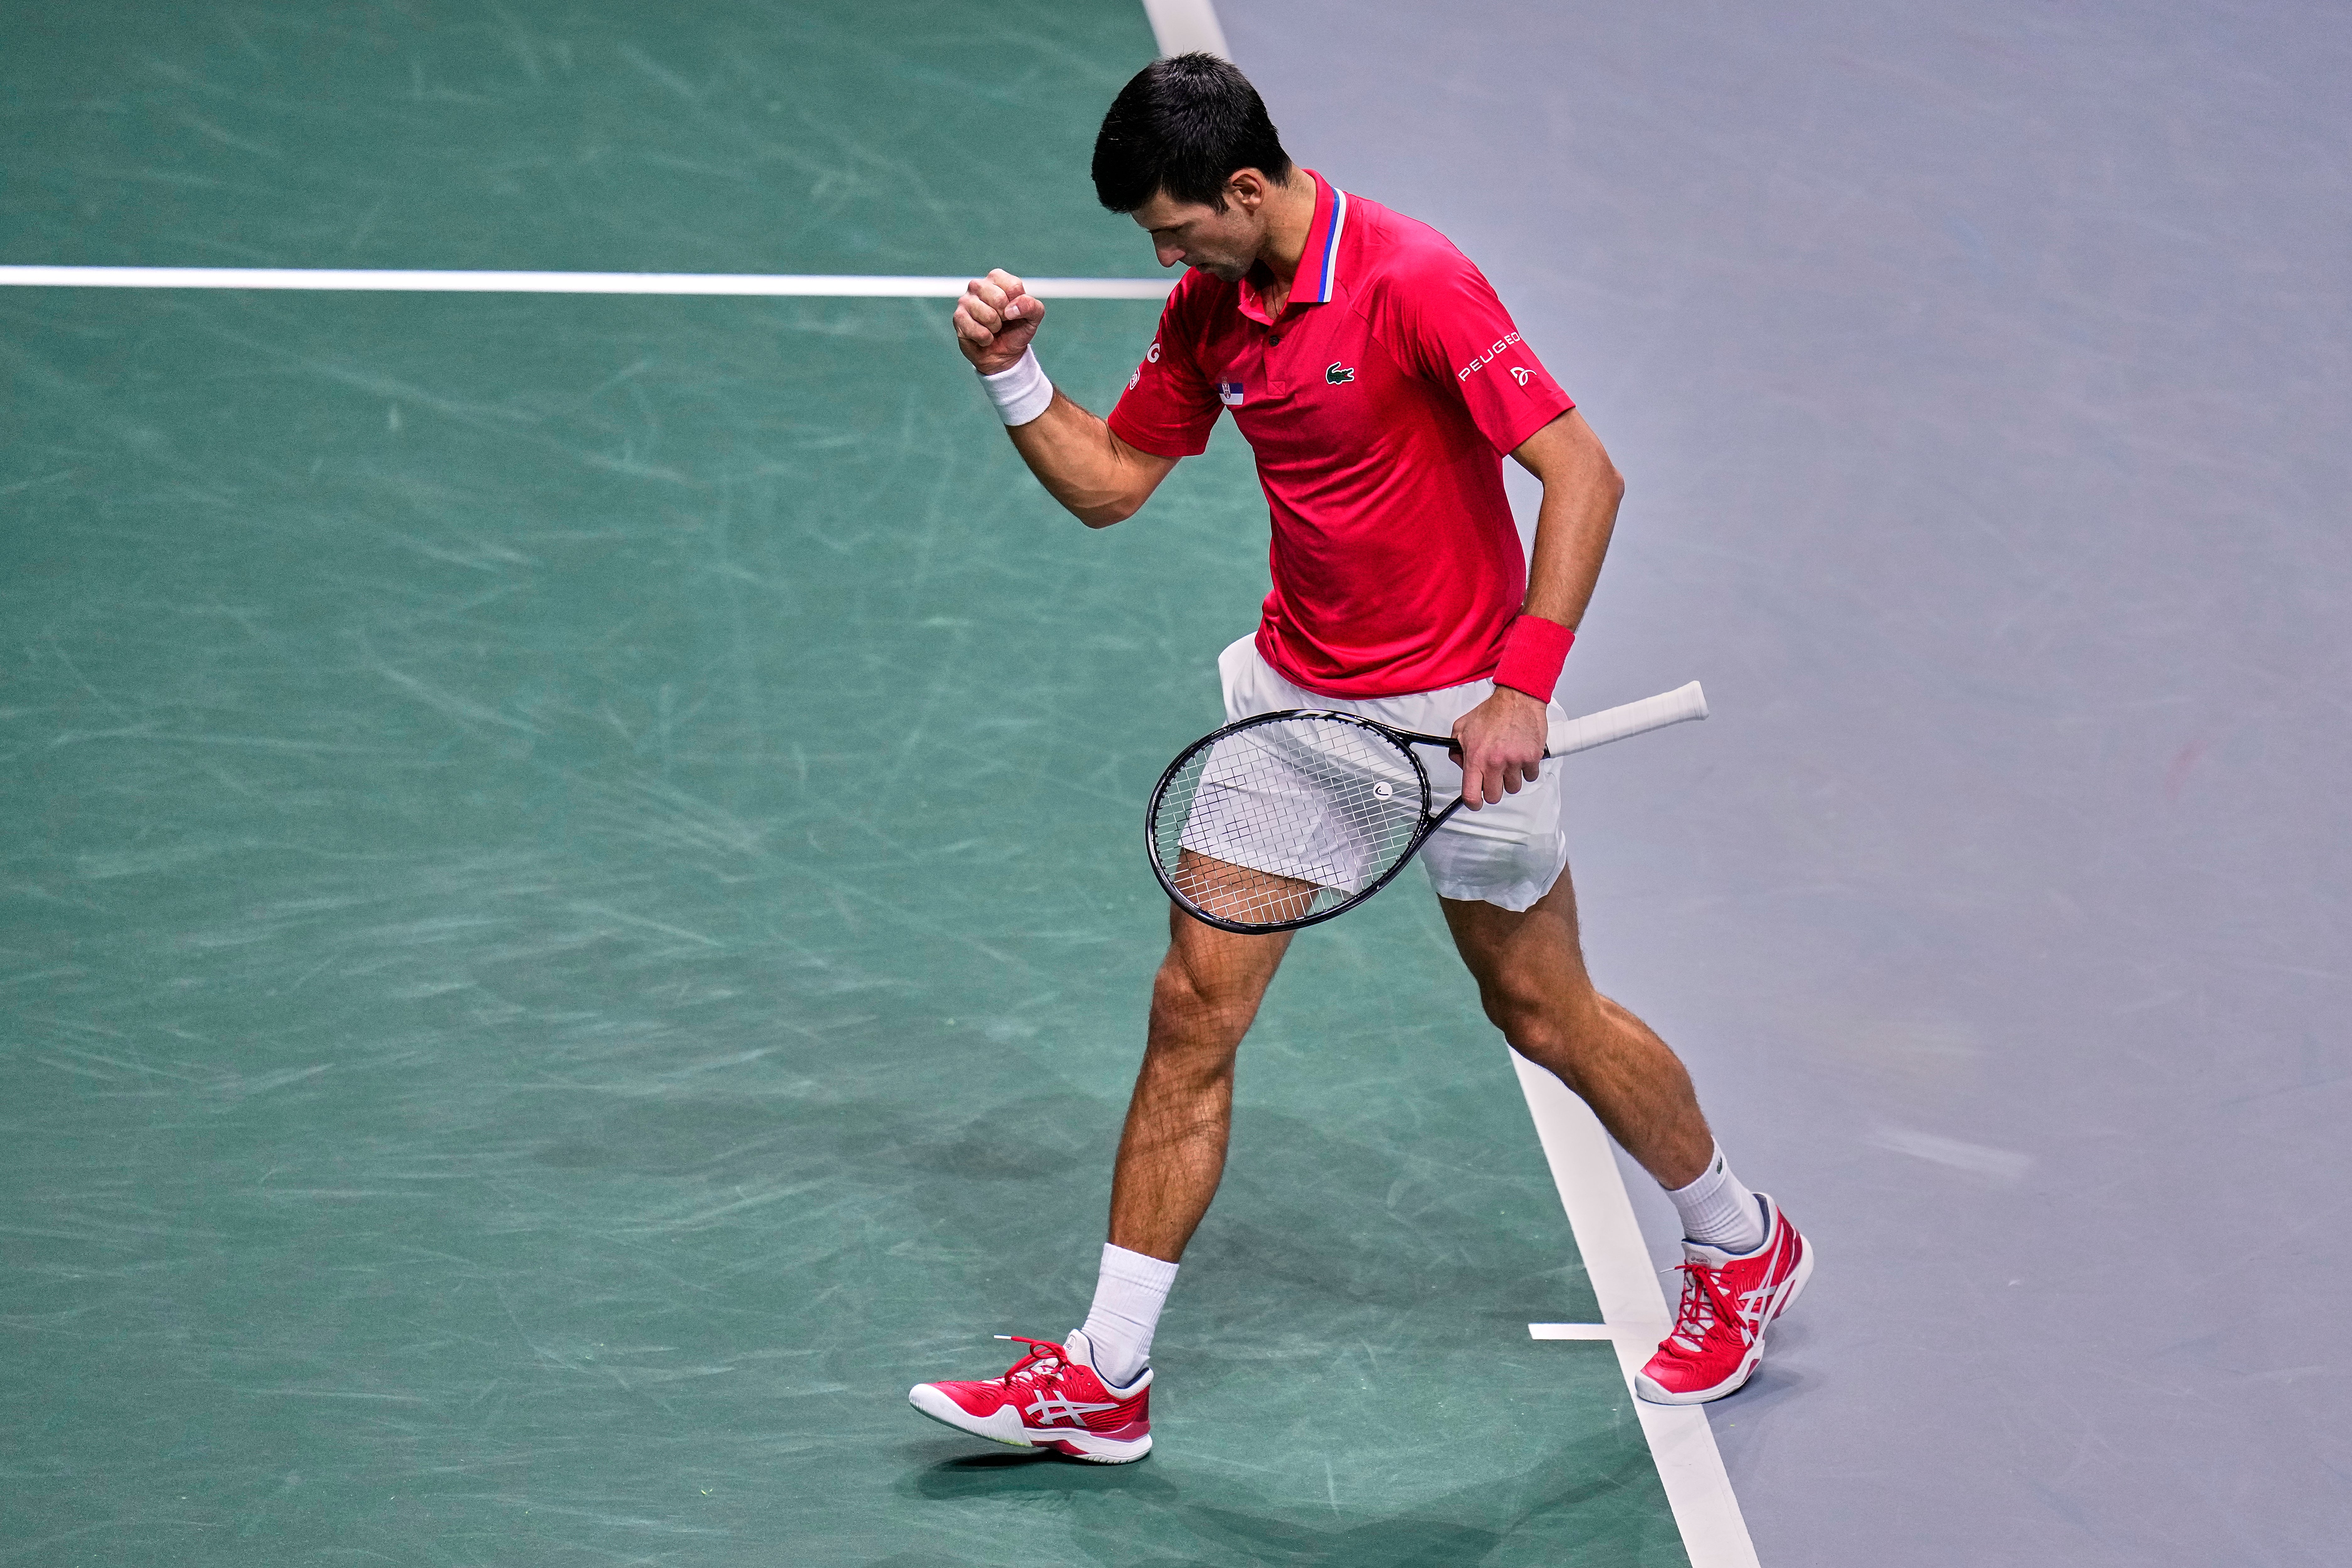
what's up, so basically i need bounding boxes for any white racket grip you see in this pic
[1545,681,1708,758]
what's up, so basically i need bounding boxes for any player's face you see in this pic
[1131,190,1265,283]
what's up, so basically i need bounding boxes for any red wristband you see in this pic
[1491,614,1575,703]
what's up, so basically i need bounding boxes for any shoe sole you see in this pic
[907,1384,1153,1463]
[1634,1230,1818,1407]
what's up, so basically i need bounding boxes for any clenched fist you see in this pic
[953,269,1046,374]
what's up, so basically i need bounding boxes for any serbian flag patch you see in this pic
[1217,380,1245,406]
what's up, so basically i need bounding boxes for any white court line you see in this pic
[0,267,1173,299]
[1528,1322,1631,1341]
[1143,0,1230,58]
[1511,1048,1763,1568]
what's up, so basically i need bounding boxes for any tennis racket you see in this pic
[1146,681,1708,934]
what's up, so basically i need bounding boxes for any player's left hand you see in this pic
[1450,687,1548,810]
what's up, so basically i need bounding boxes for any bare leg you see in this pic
[1107,895,1295,1263]
[1441,868,1714,1188]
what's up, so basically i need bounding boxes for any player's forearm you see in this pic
[956,269,1160,526]
[1525,475,1619,628]
[1517,414,1625,630]
[1007,392,1166,528]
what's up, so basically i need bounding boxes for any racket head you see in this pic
[1146,709,1438,935]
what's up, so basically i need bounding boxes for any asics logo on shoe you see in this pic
[1024,1392,1118,1426]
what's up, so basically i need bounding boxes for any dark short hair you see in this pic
[1092,53,1294,214]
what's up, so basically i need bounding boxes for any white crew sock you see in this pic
[1666,1143,1767,1253]
[1074,1243,1178,1388]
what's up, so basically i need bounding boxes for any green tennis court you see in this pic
[3,3,1690,1562]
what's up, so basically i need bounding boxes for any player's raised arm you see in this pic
[953,268,1176,528]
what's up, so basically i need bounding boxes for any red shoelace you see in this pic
[990,1335,1074,1385]
[1661,1261,1748,1358]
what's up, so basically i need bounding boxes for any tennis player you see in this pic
[909,55,1810,1463]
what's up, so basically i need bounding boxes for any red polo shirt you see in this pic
[1108,171,1576,698]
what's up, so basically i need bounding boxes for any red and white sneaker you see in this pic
[1636,1193,1814,1405]
[908,1330,1152,1463]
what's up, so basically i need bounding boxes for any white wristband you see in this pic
[978,347,1054,427]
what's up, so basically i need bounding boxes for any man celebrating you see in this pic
[909,55,1810,1464]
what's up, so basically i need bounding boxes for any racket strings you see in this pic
[1152,716,1427,928]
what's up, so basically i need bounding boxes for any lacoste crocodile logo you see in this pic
[1326,362,1355,385]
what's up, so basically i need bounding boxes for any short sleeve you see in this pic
[1106,287,1222,459]
[1382,249,1575,455]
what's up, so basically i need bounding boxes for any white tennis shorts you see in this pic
[1215,634,1573,912]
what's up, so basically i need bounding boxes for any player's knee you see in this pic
[1472,967,1549,1033]
[1477,972,1604,1059]
[1150,953,1263,1040]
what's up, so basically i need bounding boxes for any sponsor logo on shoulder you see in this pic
[1456,332,1524,381]
[1509,365,1533,386]
[1325,362,1355,385]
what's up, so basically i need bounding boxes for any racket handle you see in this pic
[1544,681,1708,757]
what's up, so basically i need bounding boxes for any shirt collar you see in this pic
[1290,170,1347,306]
[1237,169,1347,322]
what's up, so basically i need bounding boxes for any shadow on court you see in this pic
[899,1436,1681,1567]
